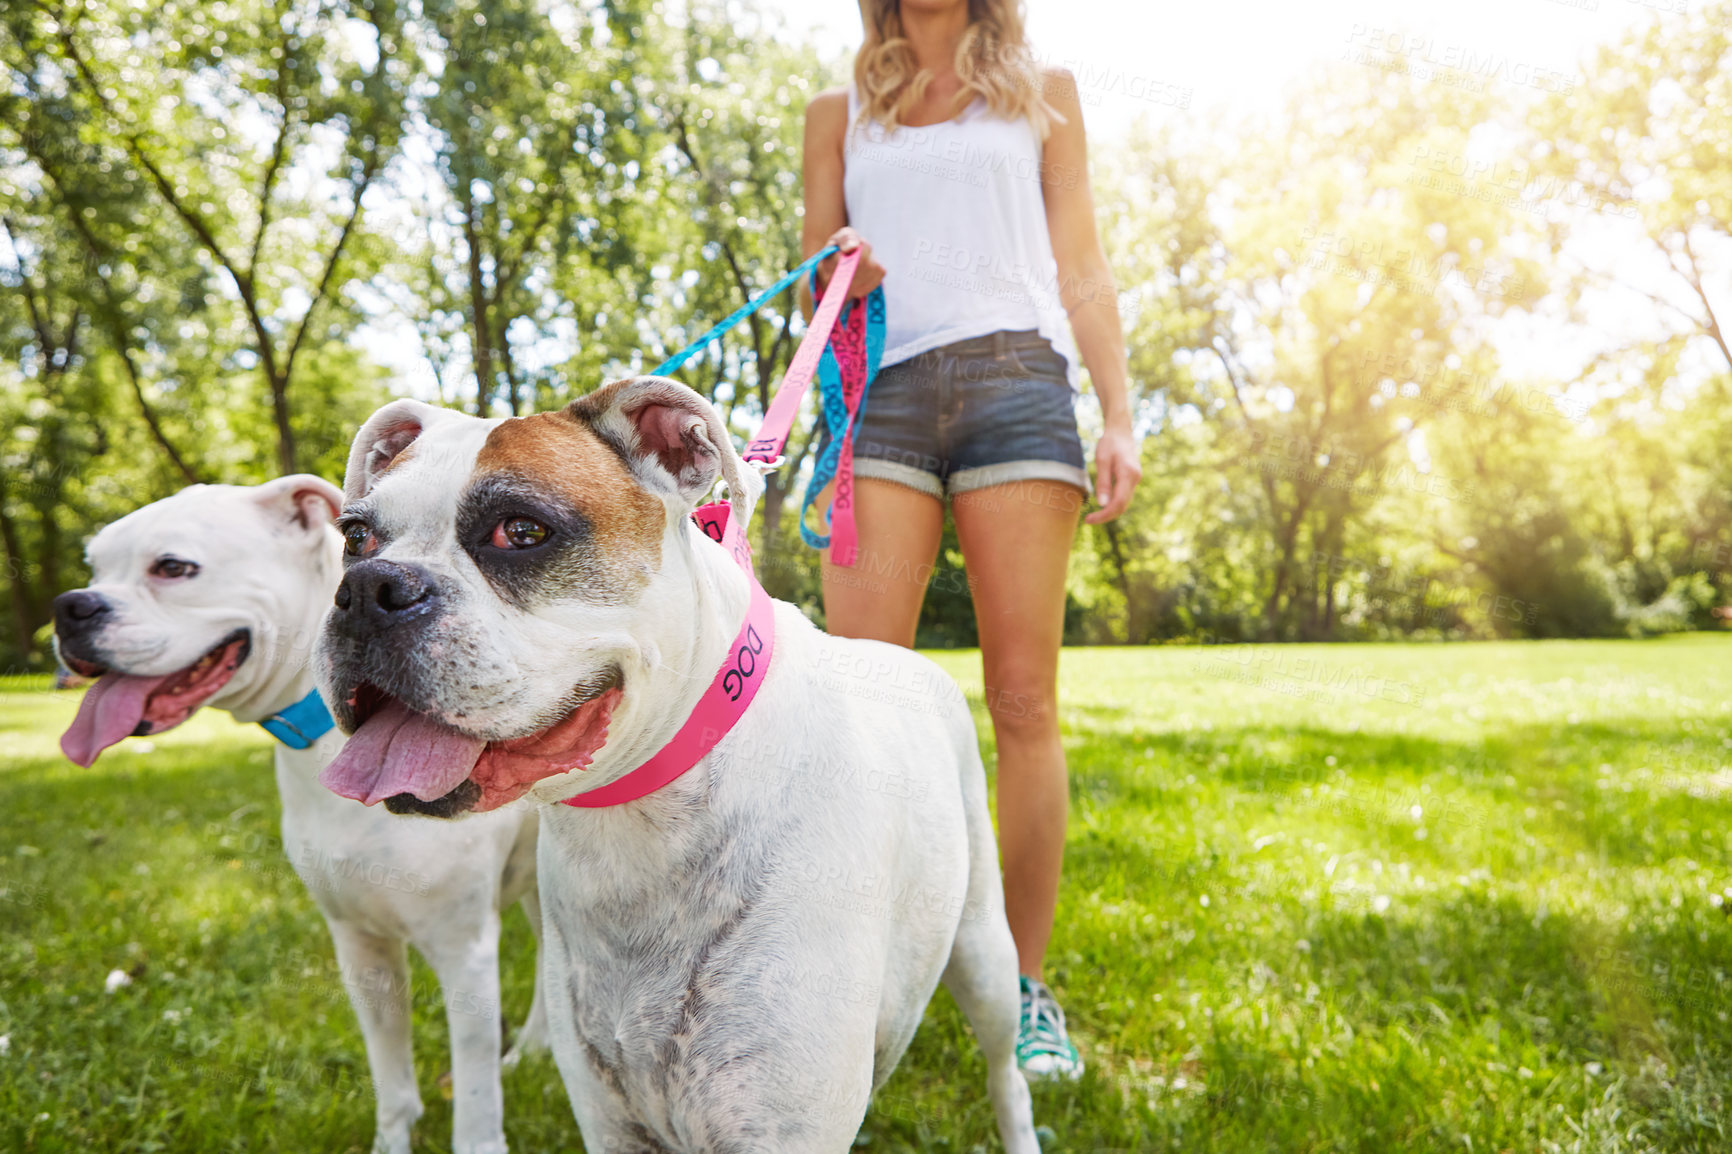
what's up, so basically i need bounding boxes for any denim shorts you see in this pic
[818,329,1090,499]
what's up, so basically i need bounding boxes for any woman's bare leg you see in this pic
[818,478,944,646]
[951,479,1082,976]
[820,473,1078,975]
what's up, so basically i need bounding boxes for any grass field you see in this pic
[4,637,1732,1152]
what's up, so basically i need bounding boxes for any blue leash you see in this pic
[801,279,887,550]
[651,244,840,377]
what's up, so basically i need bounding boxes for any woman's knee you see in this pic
[983,674,1060,740]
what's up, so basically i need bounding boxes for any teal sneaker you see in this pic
[1017,976,1083,1081]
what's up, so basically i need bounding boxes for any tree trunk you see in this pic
[1320,515,1344,639]
[0,472,38,665]
[496,312,521,416]
[35,493,62,625]
[1263,531,1296,637]
[1263,480,1321,638]
[268,369,296,474]
[760,475,785,569]
[1104,521,1137,643]
[1322,564,1338,637]
[460,180,493,416]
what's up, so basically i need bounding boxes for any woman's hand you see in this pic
[1084,424,1142,524]
[818,227,887,300]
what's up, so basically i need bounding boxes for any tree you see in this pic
[14,0,409,474]
[1104,68,1541,640]
[1531,2,1732,379]
[413,0,654,416]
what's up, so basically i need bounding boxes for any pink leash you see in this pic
[743,249,862,501]
[564,250,864,808]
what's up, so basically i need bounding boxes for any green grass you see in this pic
[4,638,1732,1152]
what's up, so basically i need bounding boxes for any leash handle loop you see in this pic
[741,247,862,468]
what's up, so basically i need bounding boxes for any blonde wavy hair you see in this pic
[853,0,1059,138]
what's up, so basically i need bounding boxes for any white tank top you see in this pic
[843,84,1080,387]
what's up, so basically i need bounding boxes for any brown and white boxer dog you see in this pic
[52,477,548,1154]
[313,379,1040,1153]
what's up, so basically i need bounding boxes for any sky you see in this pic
[759,0,1665,137]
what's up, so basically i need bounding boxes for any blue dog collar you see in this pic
[259,688,337,750]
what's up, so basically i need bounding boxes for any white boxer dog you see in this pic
[313,379,1040,1153]
[53,476,548,1154]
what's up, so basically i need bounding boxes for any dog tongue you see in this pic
[320,698,487,806]
[61,673,173,767]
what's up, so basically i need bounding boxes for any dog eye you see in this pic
[149,557,199,579]
[342,522,377,557]
[491,517,550,550]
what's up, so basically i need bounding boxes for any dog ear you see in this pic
[344,399,446,501]
[251,474,343,535]
[568,377,762,527]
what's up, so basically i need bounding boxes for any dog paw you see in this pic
[453,1141,510,1154]
[371,1099,422,1154]
[371,1126,414,1154]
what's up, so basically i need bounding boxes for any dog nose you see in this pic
[53,590,111,634]
[334,560,440,627]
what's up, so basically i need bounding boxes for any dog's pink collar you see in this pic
[560,502,772,808]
